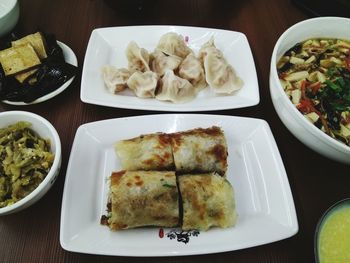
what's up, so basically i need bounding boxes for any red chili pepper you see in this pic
[311,82,321,95]
[297,99,321,116]
[297,99,312,113]
[300,80,307,99]
[278,73,288,80]
[341,116,350,125]
[345,58,350,72]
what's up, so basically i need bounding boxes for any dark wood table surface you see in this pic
[0,0,349,262]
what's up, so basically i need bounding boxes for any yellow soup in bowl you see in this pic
[316,199,350,263]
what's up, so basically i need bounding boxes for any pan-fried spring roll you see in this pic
[106,170,179,230]
[171,126,228,176]
[115,133,174,171]
[178,172,237,231]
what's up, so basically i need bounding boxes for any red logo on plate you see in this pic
[159,228,164,238]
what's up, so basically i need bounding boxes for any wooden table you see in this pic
[0,0,349,262]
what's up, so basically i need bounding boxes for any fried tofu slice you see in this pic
[15,68,38,83]
[0,43,41,76]
[11,32,47,60]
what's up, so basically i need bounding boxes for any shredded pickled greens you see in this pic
[0,121,54,208]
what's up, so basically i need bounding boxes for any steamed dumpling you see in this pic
[156,70,196,103]
[199,37,243,94]
[126,41,150,72]
[101,65,130,93]
[198,37,217,64]
[150,50,182,77]
[127,71,158,98]
[204,50,243,94]
[178,53,207,91]
[156,32,192,59]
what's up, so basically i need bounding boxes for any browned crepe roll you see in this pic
[170,126,228,176]
[114,133,174,171]
[107,170,179,230]
[178,172,237,231]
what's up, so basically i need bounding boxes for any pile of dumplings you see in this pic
[102,32,243,103]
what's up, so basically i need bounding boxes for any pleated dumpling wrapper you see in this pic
[170,126,228,176]
[199,37,243,94]
[115,133,174,171]
[178,173,237,231]
[101,65,130,94]
[126,41,150,73]
[156,32,192,59]
[107,170,179,230]
[155,70,196,103]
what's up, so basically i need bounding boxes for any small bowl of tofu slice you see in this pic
[0,32,78,105]
[0,0,19,37]
[270,17,350,164]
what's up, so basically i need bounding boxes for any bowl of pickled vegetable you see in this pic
[0,111,61,215]
[270,17,350,164]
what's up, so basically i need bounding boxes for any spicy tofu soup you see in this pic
[277,38,350,147]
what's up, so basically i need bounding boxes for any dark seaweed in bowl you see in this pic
[0,32,77,103]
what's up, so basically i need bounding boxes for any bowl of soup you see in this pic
[315,198,350,263]
[270,17,350,164]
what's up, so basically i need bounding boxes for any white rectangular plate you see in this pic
[81,26,259,111]
[60,114,298,256]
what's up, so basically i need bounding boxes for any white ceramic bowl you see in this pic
[0,111,61,215]
[270,17,350,164]
[0,0,19,37]
[2,41,78,105]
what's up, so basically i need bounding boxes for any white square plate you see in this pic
[81,26,259,111]
[60,114,298,256]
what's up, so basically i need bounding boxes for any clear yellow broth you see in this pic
[318,206,350,263]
